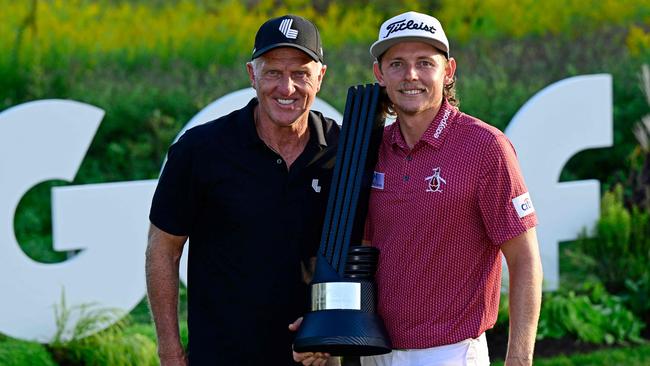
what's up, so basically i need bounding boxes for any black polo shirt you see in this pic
[150,98,339,365]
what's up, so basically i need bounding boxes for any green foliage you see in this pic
[0,338,57,366]
[539,282,645,345]
[575,184,650,325]
[437,0,650,42]
[584,186,632,287]
[50,331,158,366]
[50,289,125,344]
[493,281,644,346]
[624,272,650,326]
[494,294,509,329]
[48,290,158,366]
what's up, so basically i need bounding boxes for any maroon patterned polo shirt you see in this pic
[366,100,538,348]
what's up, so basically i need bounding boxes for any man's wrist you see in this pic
[504,355,533,365]
[157,345,186,359]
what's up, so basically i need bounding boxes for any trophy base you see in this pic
[293,309,391,356]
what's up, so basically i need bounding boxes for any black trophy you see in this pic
[293,84,391,356]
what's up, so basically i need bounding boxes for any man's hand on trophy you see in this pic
[289,317,340,366]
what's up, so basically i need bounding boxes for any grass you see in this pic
[0,338,57,366]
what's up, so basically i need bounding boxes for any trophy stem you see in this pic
[295,84,391,356]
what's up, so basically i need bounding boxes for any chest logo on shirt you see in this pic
[311,179,322,193]
[425,167,446,192]
[372,171,385,190]
[433,109,452,139]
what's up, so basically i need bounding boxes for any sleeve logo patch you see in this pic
[512,192,535,218]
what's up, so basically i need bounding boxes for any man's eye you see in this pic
[389,61,402,68]
[266,70,281,78]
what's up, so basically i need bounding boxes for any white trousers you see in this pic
[360,333,490,366]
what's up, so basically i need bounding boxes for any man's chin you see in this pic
[273,110,309,124]
[396,106,428,116]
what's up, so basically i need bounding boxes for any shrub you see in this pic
[0,338,57,366]
[573,184,650,335]
[47,290,158,366]
[539,281,644,345]
[493,281,644,346]
[623,272,650,330]
[50,331,158,366]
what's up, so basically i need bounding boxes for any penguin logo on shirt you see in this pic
[425,167,446,192]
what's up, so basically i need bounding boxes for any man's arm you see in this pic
[145,223,188,366]
[500,227,543,366]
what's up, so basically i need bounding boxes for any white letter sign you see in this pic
[506,74,613,290]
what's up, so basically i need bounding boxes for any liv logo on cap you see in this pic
[279,18,298,39]
[251,15,324,63]
[370,11,450,59]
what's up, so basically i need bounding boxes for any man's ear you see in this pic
[246,62,256,89]
[373,61,385,86]
[316,64,327,92]
[445,57,457,84]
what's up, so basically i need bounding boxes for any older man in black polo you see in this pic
[146,15,339,366]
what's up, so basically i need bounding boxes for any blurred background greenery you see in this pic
[1,0,649,365]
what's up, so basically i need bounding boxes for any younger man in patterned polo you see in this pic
[361,11,543,366]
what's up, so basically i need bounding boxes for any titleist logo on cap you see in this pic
[384,19,437,38]
[370,11,449,59]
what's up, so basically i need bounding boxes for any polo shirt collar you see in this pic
[240,98,263,147]
[307,110,329,148]
[390,99,458,151]
[240,97,329,149]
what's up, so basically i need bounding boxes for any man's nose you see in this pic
[403,64,418,81]
[277,75,296,95]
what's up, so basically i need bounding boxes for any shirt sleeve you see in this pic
[478,134,537,245]
[149,133,196,236]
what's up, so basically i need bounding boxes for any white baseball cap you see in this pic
[370,11,449,59]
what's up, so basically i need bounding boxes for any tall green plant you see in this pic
[578,185,649,292]
[591,186,631,289]
[48,290,158,366]
[50,289,124,344]
[628,64,650,210]
[575,183,650,332]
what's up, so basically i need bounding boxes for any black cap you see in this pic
[252,15,324,63]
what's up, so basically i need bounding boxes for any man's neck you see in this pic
[397,107,439,149]
[254,107,310,168]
